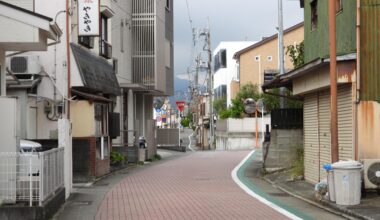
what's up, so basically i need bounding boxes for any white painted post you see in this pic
[39,153,43,206]
[29,156,32,207]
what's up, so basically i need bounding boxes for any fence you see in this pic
[156,128,180,147]
[271,109,303,129]
[0,147,64,207]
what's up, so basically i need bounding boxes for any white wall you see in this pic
[213,41,256,106]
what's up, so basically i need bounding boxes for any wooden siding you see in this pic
[360,0,380,101]
[304,94,319,183]
[303,0,357,63]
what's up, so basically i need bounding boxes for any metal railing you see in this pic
[0,148,64,206]
[99,39,112,59]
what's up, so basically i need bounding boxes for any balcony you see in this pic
[99,39,112,59]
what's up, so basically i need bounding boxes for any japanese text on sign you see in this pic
[78,0,99,36]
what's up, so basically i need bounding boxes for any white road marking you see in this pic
[231,150,302,220]
[188,132,195,152]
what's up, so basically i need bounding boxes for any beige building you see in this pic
[232,22,304,97]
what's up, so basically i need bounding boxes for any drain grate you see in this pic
[73,201,92,206]
[94,183,110,187]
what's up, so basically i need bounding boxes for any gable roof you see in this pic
[233,22,304,60]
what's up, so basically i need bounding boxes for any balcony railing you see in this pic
[99,39,112,59]
[0,148,64,206]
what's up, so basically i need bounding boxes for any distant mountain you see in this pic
[174,77,190,92]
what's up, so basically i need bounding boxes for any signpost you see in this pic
[244,98,265,148]
[175,101,186,147]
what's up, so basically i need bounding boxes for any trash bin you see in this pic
[332,161,363,205]
[323,164,335,202]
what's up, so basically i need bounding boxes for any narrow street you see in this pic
[95,151,289,220]
[55,141,347,220]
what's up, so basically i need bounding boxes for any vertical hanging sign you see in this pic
[78,0,100,36]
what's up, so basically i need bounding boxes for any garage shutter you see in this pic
[304,94,319,184]
[318,90,331,180]
[338,86,354,160]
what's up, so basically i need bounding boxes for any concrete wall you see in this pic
[215,117,271,150]
[264,129,303,169]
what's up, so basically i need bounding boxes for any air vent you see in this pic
[10,57,28,73]
[363,159,380,189]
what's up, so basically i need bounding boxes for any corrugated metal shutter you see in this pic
[338,86,354,160]
[318,90,331,180]
[304,94,319,184]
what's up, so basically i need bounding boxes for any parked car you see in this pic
[19,139,43,176]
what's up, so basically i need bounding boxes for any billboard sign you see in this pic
[78,0,100,36]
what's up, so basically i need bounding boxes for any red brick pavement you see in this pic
[95,151,290,220]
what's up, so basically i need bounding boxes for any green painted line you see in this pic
[237,150,313,220]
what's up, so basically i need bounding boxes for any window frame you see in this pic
[310,0,318,31]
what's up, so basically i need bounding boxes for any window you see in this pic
[101,15,108,42]
[78,36,94,48]
[336,0,343,13]
[166,0,170,10]
[113,58,118,74]
[255,55,260,61]
[214,49,227,72]
[267,56,273,61]
[99,14,112,59]
[311,0,318,31]
[120,19,124,52]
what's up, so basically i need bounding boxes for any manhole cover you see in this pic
[267,192,290,197]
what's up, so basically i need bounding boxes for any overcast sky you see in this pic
[173,0,304,91]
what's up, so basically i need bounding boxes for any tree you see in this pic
[213,96,227,115]
[219,83,303,119]
[286,41,305,68]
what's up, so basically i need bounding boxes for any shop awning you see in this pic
[71,43,121,96]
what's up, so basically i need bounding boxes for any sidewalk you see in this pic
[53,149,185,220]
[244,149,380,220]
[264,168,380,220]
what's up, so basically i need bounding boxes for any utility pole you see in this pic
[329,0,339,163]
[278,0,286,108]
[205,25,214,149]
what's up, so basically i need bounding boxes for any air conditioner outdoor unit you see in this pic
[7,55,41,80]
[363,159,380,189]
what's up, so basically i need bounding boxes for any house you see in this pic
[233,23,304,94]
[213,41,256,107]
[112,0,174,160]
[0,0,65,214]
[263,0,380,184]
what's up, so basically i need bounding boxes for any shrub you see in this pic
[110,150,125,165]
[154,154,162,160]
[291,146,304,178]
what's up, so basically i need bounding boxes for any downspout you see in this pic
[354,0,361,160]
[66,0,71,119]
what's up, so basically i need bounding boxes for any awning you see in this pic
[262,53,356,91]
[71,43,121,96]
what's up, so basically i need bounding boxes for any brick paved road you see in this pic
[96,151,290,220]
